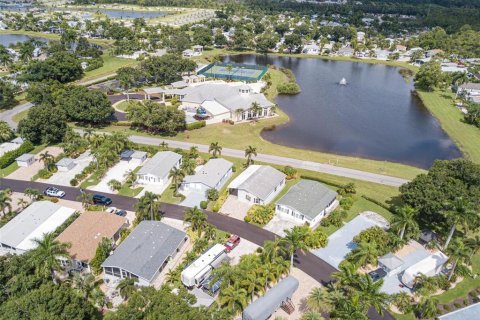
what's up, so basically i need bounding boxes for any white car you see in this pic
[44,187,65,198]
[106,207,118,214]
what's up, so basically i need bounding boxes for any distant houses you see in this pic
[136,151,182,187]
[56,211,128,272]
[0,201,76,255]
[275,180,338,227]
[102,221,187,286]
[228,165,286,205]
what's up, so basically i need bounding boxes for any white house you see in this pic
[458,83,480,96]
[0,201,76,255]
[275,180,338,227]
[101,221,187,287]
[181,158,233,194]
[15,153,35,167]
[302,44,320,55]
[136,151,182,186]
[228,165,286,205]
[56,157,76,172]
[0,142,20,157]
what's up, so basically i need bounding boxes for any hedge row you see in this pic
[299,174,343,188]
[0,141,34,169]
[186,120,206,131]
[361,195,392,212]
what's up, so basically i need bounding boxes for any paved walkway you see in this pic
[126,135,409,187]
[0,177,394,320]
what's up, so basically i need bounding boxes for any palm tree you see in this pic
[465,235,480,258]
[349,241,380,267]
[391,205,419,240]
[124,170,137,187]
[16,197,29,210]
[301,311,325,320]
[184,206,208,237]
[0,45,13,68]
[0,121,13,142]
[181,158,196,175]
[77,192,93,210]
[82,127,95,142]
[415,296,439,319]
[39,151,54,171]
[281,226,310,271]
[169,167,185,194]
[356,274,389,315]
[29,233,70,282]
[244,145,257,167]
[109,132,129,154]
[262,238,281,263]
[136,191,160,221]
[204,224,217,240]
[160,141,169,150]
[73,273,99,301]
[24,187,40,200]
[250,102,263,118]
[189,146,199,159]
[90,134,105,149]
[332,262,361,291]
[446,238,471,281]
[209,142,222,158]
[117,278,137,300]
[218,282,248,314]
[241,271,264,301]
[108,179,122,191]
[0,189,12,216]
[443,197,478,249]
[307,287,330,313]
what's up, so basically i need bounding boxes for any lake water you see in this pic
[223,55,461,168]
[0,34,49,47]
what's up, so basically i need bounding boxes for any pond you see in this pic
[223,55,461,168]
[0,34,49,47]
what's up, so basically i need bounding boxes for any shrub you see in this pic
[70,178,78,186]
[443,304,451,311]
[337,182,356,196]
[299,174,342,188]
[0,141,34,168]
[200,200,208,209]
[320,210,343,227]
[244,215,251,223]
[454,302,462,309]
[47,197,59,203]
[186,120,206,130]
[283,166,297,180]
[114,121,131,127]
[245,205,275,225]
[37,169,53,179]
[212,189,228,213]
[231,165,236,173]
[277,82,301,95]
[256,247,263,253]
[339,196,355,210]
[206,188,219,201]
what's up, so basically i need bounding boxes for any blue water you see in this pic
[0,34,49,47]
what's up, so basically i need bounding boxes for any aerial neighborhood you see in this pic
[0,0,480,320]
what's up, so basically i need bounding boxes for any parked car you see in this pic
[115,210,127,217]
[44,187,65,198]
[225,234,240,252]
[106,207,117,213]
[368,268,387,282]
[93,194,112,205]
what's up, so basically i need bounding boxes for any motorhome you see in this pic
[181,244,227,288]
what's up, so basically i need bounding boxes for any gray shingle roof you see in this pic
[230,165,286,201]
[56,157,74,167]
[15,153,34,161]
[101,221,186,282]
[459,83,480,90]
[243,276,299,320]
[183,158,233,188]
[276,180,337,220]
[137,151,182,179]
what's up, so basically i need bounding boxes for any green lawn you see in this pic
[12,109,29,123]
[101,67,424,180]
[79,54,138,83]
[417,90,480,163]
[115,101,130,112]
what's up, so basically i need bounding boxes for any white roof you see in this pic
[0,201,76,252]
[15,153,34,162]
[0,142,20,157]
[143,87,165,95]
[228,165,286,200]
[402,251,448,286]
[181,244,226,284]
[201,100,230,116]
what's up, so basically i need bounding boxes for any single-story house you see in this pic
[228,165,286,205]
[56,211,128,272]
[181,158,233,194]
[56,157,76,172]
[0,142,21,157]
[275,180,337,227]
[378,253,404,276]
[458,83,480,96]
[120,150,148,165]
[101,221,187,286]
[15,153,35,167]
[302,44,320,55]
[0,201,76,255]
[11,137,24,145]
[161,83,275,123]
[243,276,299,320]
[337,47,354,57]
[136,151,182,186]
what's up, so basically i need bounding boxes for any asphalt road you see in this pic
[0,102,33,129]
[0,178,394,320]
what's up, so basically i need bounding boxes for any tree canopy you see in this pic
[139,54,196,85]
[18,104,68,144]
[22,51,83,83]
[126,100,186,135]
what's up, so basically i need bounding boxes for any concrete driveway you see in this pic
[264,214,303,237]
[42,151,93,186]
[220,195,252,221]
[89,160,141,193]
[7,146,63,181]
[179,191,206,208]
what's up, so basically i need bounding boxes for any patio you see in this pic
[219,195,252,221]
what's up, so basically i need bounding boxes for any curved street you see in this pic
[0,178,394,320]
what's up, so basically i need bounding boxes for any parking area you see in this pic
[312,212,389,269]
[227,237,259,266]
[88,160,141,193]
[6,146,63,181]
[179,191,206,208]
[219,195,252,221]
[264,214,303,237]
[135,182,170,198]
[42,151,93,186]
